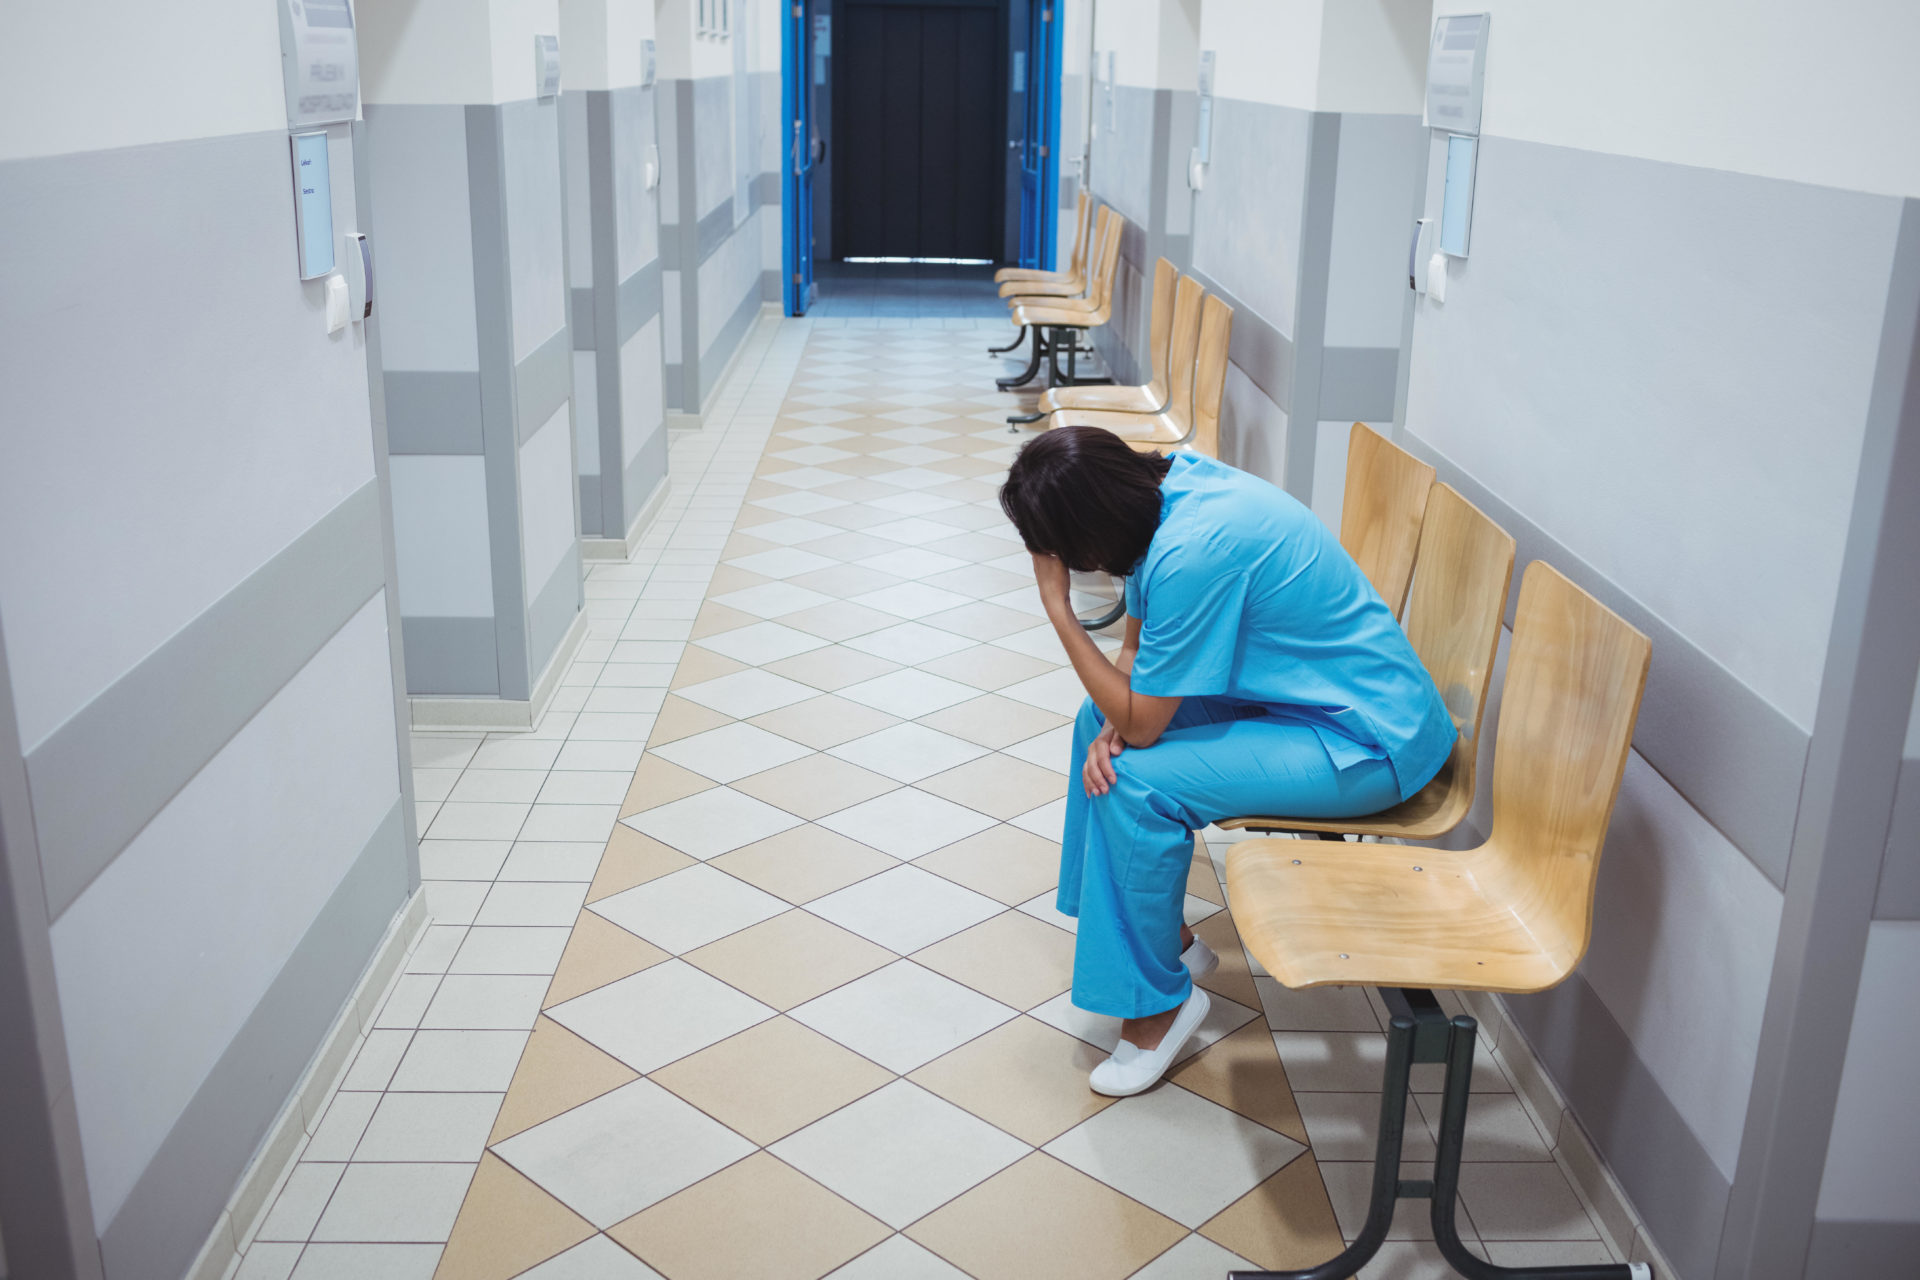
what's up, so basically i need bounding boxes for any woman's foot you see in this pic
[1089,988,1212,1097]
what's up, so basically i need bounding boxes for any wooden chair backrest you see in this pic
[1479,563,1650,978]
[1187,294,1233,459]
[1341,423,1434,619]
[1086,210,1124,317]
[1144,257,1178,403]
[1159,276,1207,439]
[1067,190,1092,277]
[1400,483,1515,819]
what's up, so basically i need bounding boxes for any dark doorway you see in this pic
[833,0,1006,262]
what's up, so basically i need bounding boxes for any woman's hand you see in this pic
[1030,552,1072,612]
[1084,721,1126,797]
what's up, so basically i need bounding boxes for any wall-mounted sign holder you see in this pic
[1421,12,1489,285]
[278,0,359,128]
[535,35,561,98]
[290,131,336,280]
[1189,50,1215,191]
[1425,13,1488,134]
[641,38,657,88]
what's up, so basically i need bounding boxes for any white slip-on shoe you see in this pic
[1088,987,1212,1097]
[1180,935,1218,980]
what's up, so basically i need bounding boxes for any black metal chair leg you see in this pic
[1077,599,1127,631]
[988,324,1028,355]
[997,328,1046,389]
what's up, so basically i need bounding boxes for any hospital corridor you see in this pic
[1,4,1917,1280]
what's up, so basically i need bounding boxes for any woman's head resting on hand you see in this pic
[998,426,1173,576]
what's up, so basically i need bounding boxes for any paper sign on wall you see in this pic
[278,0,358,128]
[1425,13,1489,135]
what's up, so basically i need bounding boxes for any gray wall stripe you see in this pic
[696,197,736,263]
[577,475,603,537]
[585,89,625,536]
[29,482,386,918]
[0,619,103,1276]
[513,327,571,442]
[466,104,532,701]
[1718,196,1920,1280]
[399,618,499,697]
[1401,434,1809,883]
[1506,974,1732,1280]
[616,260,663,346]
[1318,346,1400,422]
[1283,111,1341,504]
[675,78,700,412]
[381,371,484,455]
[1805,1220,1920,1278]
[98,804,408,1280]
[350,116,421,886]
[1186,265,1297,416]
[1878,756,1920,918]
[570,286,595,348]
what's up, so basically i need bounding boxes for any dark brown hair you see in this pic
[998,427,1173,575]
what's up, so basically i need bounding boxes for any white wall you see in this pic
[560,0,658,91]
[1816,920,1920,1220]
[655,0,737,80]
[361,0,563,105]
[1432,0,1920,199]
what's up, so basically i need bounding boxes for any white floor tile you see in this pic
[770,1081,1027,1228]
[652,721,815,783]
[1001,724,1076,771]
[1026,988,1258,1067]
[676,668,821,717]
[1044,1085,1305,1228]
[1127,1234,1258,1279]
[842,621,976,665]
[739,516,844,546]
[388,1029,529,1093]
[310,1162,476,1242]
[788,960,1017,1073]
[837,669,981,718]
[853,548,970,580]
[551,739,647,772]
[448,770,547,804]
[234,1242,304,1280]
[371,975,441,1030]
[589,865,790,954]
[341,1029,414,1092]
[827,722,987,783]
[728,547,841,579]
[849,582,977,620]
[255,1161,345,1241]
[519,1234,669,1279]
[547,958,775,1072]
[816,788,998,857]
[419,975,548,1030]
[415,840,512,882]
[823,1235,969,1280]
[998,668,1091,717]
[516,803,620,843]
[353,1092,501,1162]
[807,866,1004,954]
[534,771,633,805]
[498,841,604,882]
[402,926,468,975]
[425,802,529,841]
[620,786,804,858]
[448,926,571,975]
[420,881,489,924]
[288,1244,442,1280]
[697,620,832,665]
[493,1079,755,1228]
[1008,796,1068,842]
[473,881,588,927]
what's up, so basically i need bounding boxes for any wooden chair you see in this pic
[1223,563,1652,1280]
[1048,287,1230,459]
[1216,483,1514,843]
[998,211,1125,390]
[1342,424,1435,620]
[988,195,1095,355]
[1007,257,1178,430]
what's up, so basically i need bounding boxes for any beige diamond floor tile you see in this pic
[706,563,773,594]
[489,1016,639,1144]
[1188,909,1263,1010]
[543,911,670,1007]
[1167,1018,1310,1144]
[646,695,735,748]
[906,1016,1114,1146]
[732,753,899,820]
[905,1153,1185,1280]
[1187,844,1227,905]
[690,601,763,640]
[667,644,750,691]
[763,644,902,693]
[585,827,697,904]
[707,823,898,904]
[432,1152,594,1280]
[912,825,1059,905]
[778,599,900,642]
[618,755,714,817]
[910,911,1074,1010]
[609,1152,890,1280]
[917,753,1067,819]
[650,1017,895,1144]
[682,909,895,1010]
[916,693,1070,749]
[1198,1153,1346,1272]
[914,643,1057,691]
[787,562,905,600]
[748,693,900,749]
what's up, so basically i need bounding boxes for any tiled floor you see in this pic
[232,315,1624,1280]
[810,262,1006,319]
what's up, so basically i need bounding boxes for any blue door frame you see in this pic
[1016,0,1062,269]
[781,2,815,315]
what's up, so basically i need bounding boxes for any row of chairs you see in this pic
[1219,427,1654,1280]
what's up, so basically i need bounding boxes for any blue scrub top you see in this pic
[1124,453,1454,801]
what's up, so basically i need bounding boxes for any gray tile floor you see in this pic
[809,262,1006,320]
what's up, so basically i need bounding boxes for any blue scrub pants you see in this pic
[1060,696,1402,1019]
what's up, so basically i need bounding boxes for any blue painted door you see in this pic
[782,1,816,314]
[1016,0,1061,269]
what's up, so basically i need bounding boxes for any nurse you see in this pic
[999,428,1455,1096]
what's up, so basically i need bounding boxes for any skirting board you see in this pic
[581,474,671,562]
[666,303,783,432]
[1462,989,1688,1280]
[184,890,428,1280]
[408,602,590,731]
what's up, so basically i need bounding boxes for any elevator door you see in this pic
[835,0,1003,261]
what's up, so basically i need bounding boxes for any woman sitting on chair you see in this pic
[999,428,1455,1096]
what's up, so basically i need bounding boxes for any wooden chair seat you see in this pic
[1011,299,1106,328]
[996,191,1089,285]
[1049,406,1185,443]
[1217,754,1468,841]
[1000,275,1084,299]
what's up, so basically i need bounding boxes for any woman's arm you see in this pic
[1033,555,1180,748]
